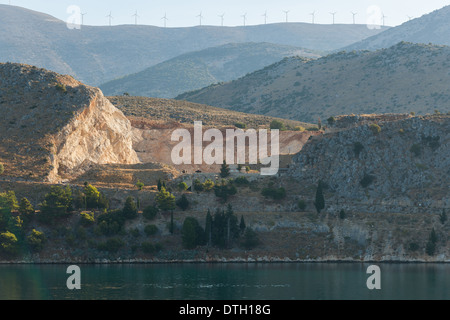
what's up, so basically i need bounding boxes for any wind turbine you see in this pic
[310,11,316,24]
[132,10,139,25]
[381,13,387,26]
[161,12,168,28]
[81,12,87,26]
[218,13,225,26]
[106,11,113,26]
[197,11,203,26]
[283,10,290,23]
[330,12,336,24]
[262,11,268,24]
[351,11,357,24]
[241,13,247,26]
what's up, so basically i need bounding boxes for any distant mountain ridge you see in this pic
[100,42,321,98]
[343,5,450,51]
[176,42,450,123]
[0,5,388,86]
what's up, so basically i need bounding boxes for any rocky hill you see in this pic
[288,114,450,213]
[0,5,388,86]
[343,5,450,51]
[0,63,139,183]
[108,96,314,130]
[100,42,321,98]
[176,42,450,123]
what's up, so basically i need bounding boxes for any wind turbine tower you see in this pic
[161,13,168,28]
[382,13,387,26]
[310,11,316,24]
[262,11,268,24]
[197,12,204,26]
[283,10,290,23]
[106,11,113,26]
[330,12,336,24]
[351,11,357,24]
[218,13,225,26]
[241,13,247,26]
[81,12,87,26]
[132,10,139,25]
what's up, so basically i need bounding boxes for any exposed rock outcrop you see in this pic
[0,63,139,182]
[289,114,450,212]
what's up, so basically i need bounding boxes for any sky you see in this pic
[2,0,450,28]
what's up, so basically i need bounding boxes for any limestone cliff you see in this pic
[0,63,139,182]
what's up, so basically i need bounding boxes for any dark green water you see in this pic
[0,263,448,300]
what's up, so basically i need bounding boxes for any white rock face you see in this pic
[47,88,140,182]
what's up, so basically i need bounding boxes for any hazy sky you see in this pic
[3,0,450,27]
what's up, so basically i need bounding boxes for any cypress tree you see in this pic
[314,180,325,214]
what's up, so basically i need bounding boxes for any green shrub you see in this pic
[203,179,215,192]
[298,200,307,211]
[141,242,156,254]
[234,176,249,186]
[339,209,346,220]
[177,182,188,192]
[79,211,95,227]
[410,144,422,157]
[144,224,159,236]
[97,238,124,253]
[0,163,3,175]
[262,186,286,200]
[369,123,381,134]
[136,180,144,190]
[360,174,376,188]
[270,120,285,130]
[143,205,159,221]
[235,122,246,129]
[176,194,190,211]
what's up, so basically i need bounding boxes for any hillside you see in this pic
[289,114,450,209]
[0,63,139,183]
[108,96,314,130]
[0,5,388,86]
[343,5,450,51]
[176,42,450,123]
[100,43,321,98]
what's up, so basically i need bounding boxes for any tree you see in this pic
[26,229,46,252]
[193,179,204,192]
[426,228,438,256]
[157,179,163,191]
[156,187,176,212]
[176,194,190,211]
[270,120,285,130]
[220,161,230,178]
[439,209,447,225]
[205,209,213,246]
[178,182,188,192]
[214,181,237,202]
[240,215,246,233]
[182,217,205,249]
[241,228,259,249]
[18,198,34,224]
[122,196,138,220]
[203,179,215,192]
[39,186,73,223]
[339,209,346,220]
[0,191,18,213]
[0,231,18,255]
[83,184,100,209]
[0,163,4,175]
[314,181,325,214]
[143,205,159,221]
